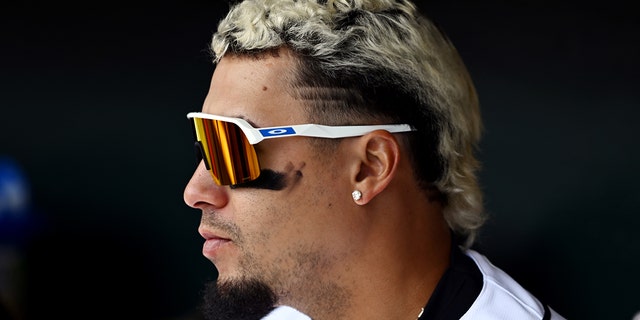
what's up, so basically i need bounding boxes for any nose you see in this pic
[183,161,229,210]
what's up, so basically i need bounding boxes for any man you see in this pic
[183,0,565,319]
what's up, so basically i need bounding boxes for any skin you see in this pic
[183,48,453,320]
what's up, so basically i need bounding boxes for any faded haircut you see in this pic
[209,0,486,248]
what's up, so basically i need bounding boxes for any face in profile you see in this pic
[184,51,358,319]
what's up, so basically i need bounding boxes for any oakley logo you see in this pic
[259,127,296,137]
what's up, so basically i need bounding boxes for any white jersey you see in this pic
[460,249,565,320]
[262,306,310,320]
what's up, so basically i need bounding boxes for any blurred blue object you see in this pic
[0,156,33,244]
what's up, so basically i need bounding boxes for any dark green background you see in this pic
[1,1,638,319]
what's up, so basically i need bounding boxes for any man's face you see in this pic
[183,50,362,313]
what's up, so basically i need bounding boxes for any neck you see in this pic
[306,193,452,319]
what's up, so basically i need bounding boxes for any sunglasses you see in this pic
[187,112,416,186]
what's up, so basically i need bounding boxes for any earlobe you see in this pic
[351,131,401,205]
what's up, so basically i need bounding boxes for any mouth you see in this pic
[203,237,232,259]
[199,229,232,260]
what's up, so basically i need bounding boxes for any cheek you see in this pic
[238,144,352,256]
[234,194,296,253]
[234,199,311,283]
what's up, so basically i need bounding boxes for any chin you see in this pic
[199,276,278,320]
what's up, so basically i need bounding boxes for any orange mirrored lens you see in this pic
[191,118,261,185]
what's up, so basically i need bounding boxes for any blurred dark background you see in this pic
[0,1,638,319]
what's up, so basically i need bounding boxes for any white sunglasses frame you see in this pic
[187,112,416,144]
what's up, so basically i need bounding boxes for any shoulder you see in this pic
[461,249,565,320]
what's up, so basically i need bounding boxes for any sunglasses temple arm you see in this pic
[247,124,414,143]
[284,124,414,139]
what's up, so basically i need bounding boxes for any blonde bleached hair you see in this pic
[210,0,486,248]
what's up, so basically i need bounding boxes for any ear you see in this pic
[350,130,401,205]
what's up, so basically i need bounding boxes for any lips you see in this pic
[199,229,232,260]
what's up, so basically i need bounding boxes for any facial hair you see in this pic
[199,277,277,320]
